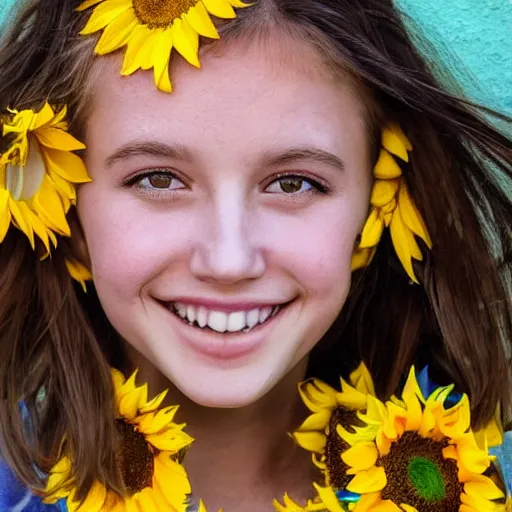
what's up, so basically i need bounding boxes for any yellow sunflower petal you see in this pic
[203,0,237,18]
[360,208,385,248]
[146,429,193,452]
[0,189,11,242]
[313,484,345,512]
[464,475,505,501]
[293,431,327,453]
[347,465,387,494]
[341,442,379,471]
[35,127,86,152]
[80,0,131,35]
[152,28,174,93]
[455,433,491,474]
[31,103,56,130]
[9,196,35,247]
[370,179,400,208]
[94,7,138,55]
[76,0,104,11]
[400,505,418,512]
[20,202,51,253]
[374,149,403,179]
[137,406,179,435]
[139,388,169,414]
[401,367,423,431]
[172,18,200,68]
[32,177,70,236]
[121,24,152,75]
[460,487,504,512]
[382,124,411,162]
[351,246,376,271]
[67,481,107,512]
[153,455,192,509]
[389,206,422,283]
[298,410,332,431]
[119,386,142,420]
[43,148,91,184]
[185,2,219,39]
[66,259,92,291]
[397,183,432,248]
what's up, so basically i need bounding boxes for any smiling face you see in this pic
[77,36,373,407]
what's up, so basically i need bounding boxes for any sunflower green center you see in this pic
[380,431,462,512]
[115,419,155,494]
[132,0,198,28]
[407,456,446,501]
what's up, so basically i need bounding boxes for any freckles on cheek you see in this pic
[275,216,356,293]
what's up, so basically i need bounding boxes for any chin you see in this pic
[167,362,291,409]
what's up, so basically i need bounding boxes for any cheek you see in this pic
[77,185,187,297]
[262,197,366,302]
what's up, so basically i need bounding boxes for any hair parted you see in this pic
[0,0,510,500]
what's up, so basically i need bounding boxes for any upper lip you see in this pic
[159,297,291,313]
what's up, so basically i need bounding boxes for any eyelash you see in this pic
[124,169,330,195]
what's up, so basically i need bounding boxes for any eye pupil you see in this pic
[148,173,172,189]
[280,178,303,193]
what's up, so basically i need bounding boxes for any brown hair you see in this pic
[0,0,510,500]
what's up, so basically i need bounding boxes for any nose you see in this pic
[189,189,266,284]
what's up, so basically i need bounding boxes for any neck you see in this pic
[128,353,316,511]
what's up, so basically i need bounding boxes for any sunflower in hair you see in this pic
[45,369,201,512]
[0,102,92,287]
[78,0,249,92]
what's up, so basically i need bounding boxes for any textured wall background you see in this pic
[0,0,511,113]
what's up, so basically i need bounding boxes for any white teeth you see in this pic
[171,303,282,333]
[197,306,208,328]
[176,302,187,319]
[207,311,228,333]
[186,305,196,324]
[227,311,246,332]
[247,308,260,329]
[259,306,272,324]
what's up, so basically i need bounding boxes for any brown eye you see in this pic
[266,176,316,194]
[279,177,305,193]
[148,173,173,189]
[133,171,185,192]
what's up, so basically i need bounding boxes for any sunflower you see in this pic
[351,123,432,284]
[78,0,248,92]
[45,369,200,512]
[0,103,90,255]
[293,362,375,491]
[339,368,506,512]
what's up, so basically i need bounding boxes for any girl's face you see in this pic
[78,37,372,407]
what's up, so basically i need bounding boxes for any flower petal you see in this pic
[347,466,387,494]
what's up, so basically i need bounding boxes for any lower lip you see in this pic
[164,305,285,360]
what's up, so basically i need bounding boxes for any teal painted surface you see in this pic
[0,0,511,112]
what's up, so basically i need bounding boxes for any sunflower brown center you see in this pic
[132,0,198,28]
[379,431,462,512]
[325,407,363,490]
[115,419,155,494]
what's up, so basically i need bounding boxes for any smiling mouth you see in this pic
[168,302,283,334]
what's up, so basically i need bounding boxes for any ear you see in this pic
[67,206,92,273]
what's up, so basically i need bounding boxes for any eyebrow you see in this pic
[260,147,346,173]
[105,141,346,173]
[105,141,193,168]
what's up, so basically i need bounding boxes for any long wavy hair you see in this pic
[0,0,510,500]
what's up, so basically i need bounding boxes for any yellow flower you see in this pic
[352,123,432,283]
[292,362,375,498]
[45,369,199,512]
[339,368,505,512]
[78,0,248,92]
[0,103,90,256]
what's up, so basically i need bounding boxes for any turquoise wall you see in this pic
[0,0,510,113]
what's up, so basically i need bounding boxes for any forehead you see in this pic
[85,35,369,154]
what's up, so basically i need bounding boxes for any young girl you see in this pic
[0,0,510,511]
